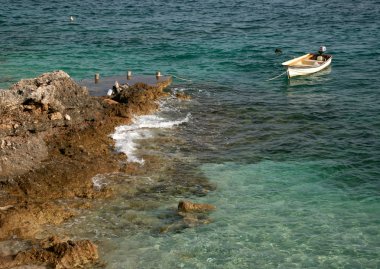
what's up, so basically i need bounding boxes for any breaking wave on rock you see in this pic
[112,113,191,164]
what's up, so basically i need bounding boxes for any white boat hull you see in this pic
[282,53,332,78]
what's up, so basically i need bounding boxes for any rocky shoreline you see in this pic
[0,71,216,268]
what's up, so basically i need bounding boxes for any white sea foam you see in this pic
[112,113,191,164]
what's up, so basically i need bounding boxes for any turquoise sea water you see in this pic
[1,0,380,268]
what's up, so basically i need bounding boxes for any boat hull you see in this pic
[287,57,332,78]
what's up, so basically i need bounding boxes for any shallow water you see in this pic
[1,0,380,268]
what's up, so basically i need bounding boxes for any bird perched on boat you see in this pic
[275,48,282,55]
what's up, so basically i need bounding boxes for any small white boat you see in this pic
[282,47,332,78]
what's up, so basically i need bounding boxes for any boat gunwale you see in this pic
[288,55,332,69]
[282,53,332,68]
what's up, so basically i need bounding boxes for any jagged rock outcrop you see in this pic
[0,202,76,240]
[0,71,172,242]
[0,236,98,269]
[112,82,169,115]
[0,71,102,179]
[1,71,97,131]
[0,71,217,269]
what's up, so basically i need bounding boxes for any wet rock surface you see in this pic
[0,71,174,268]
[0,71,217,268]
[0,236,98,269]
[175,92,192,100]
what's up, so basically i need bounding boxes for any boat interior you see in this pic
[292,54,332,67]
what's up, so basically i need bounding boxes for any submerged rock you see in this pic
[175,92,191,100]
[178,200,216,213]
[160,200,216,233]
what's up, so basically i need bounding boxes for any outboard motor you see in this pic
[317,46,326,61]
[318,46,327,55]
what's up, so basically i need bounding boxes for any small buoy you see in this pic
[275,48,282,55]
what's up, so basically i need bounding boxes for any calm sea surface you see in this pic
[1,0,380,268]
